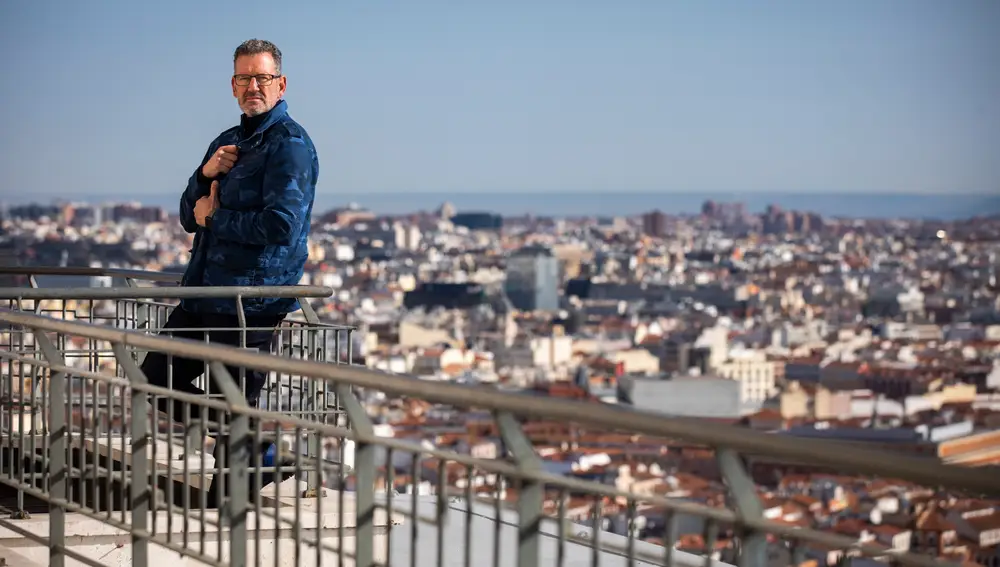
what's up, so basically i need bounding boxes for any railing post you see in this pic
[33,331,67,567]
[134,298,151,365]
[717,448,767,567]
[11,299,37,521]
[336,383,375,567]
[112,344,151,565]
[496,411,544,567]
[208,362,252,567]
[299,301,324,490]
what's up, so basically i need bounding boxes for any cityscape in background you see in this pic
[3,191,999,220]
[2,192,1000,563]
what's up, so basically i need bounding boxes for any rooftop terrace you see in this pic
[0,266,996,567]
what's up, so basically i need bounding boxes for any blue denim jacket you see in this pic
[178,100,317,316]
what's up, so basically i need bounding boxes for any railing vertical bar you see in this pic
[717,449,766,567]
[662,510,677,567]
[58,301,75,515]
[386,448,396,567]
[592,498,603,567]
[34,330,67,567]
[463,463,473,567]
[275,423,285,567]
[77,360,87,514]
[14,311,26,518]
[313,429,324,567]
[24,301,39,520]
[338,383,375,567]
[166,385,175,540]
[182,401,192,551]
[300,301,323,491]
[199,410,208,555]
[41,339,50,497]
[626,498,637,567]
[293,425,303,567]
[135,298,150,366]
[88,378,98,515]
[702,519,719,567]
[208,361,250,567]
[557,490,567,567]
[335,423,345,567]
[410,452,419,567]
[493,468,502,567]
[254,420,264,567]
[109,381,117,523]
[114,343,150,565]
[496,411,543,567]
[6,301,23,519]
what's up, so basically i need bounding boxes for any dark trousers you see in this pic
[138,306,285,508]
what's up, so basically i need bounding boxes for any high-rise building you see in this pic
[393,222,422,251]
[641,210,667,237]
[504,246,560,312]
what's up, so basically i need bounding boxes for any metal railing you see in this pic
[0,280,356,500]
[0,268,996,567]
[0,281,350,382]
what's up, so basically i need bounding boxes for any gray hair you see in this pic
[234,39,282,74]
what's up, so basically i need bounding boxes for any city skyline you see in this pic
[3,191,998,222]
[1,0,998,198]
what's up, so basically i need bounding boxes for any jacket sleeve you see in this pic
[209,137,314,246]
[179,145,217,233]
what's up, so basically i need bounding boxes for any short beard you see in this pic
[241,98,270,117]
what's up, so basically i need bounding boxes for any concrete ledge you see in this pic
[0,485,399,567]
[0,543,47,567]
[380,495,733,567]
[0,487,725,567]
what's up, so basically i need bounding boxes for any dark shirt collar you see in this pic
[240,110,270,139]
[239,99,288,140]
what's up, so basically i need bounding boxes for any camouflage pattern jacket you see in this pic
[178,100,317,316]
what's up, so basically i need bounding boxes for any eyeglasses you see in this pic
[233,74,281,86]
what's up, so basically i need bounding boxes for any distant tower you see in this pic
[641,210,667,237]
[504,246,560,312]
[438,202,456,220]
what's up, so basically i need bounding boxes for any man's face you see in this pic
[232,53,287,117]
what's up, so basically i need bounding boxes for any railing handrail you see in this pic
[0,285,334,300]
[0,265,183,283]
[2,307,997,498]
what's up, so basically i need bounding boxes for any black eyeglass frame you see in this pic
[233,74,282,86]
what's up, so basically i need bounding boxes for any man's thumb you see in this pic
[210,180,219,195]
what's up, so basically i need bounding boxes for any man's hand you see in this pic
[201,145,238,178]
[195,181,221,227]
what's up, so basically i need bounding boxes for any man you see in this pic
[139,39,318,508]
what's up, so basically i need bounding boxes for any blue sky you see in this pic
[0,0,997,199]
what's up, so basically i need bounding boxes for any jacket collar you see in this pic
[239,99,288,141]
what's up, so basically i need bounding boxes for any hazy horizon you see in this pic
[5,191,998,221]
